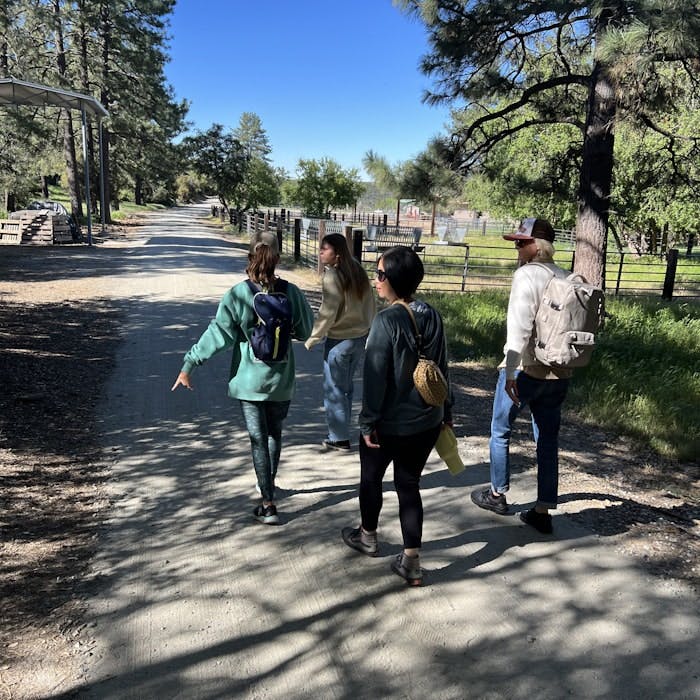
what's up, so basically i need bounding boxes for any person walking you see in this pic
[470,218,571,534]
[171,231,313,525]
[341,245,452,586]
[305,233,375,451]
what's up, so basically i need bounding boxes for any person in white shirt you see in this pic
[471,218,571,534]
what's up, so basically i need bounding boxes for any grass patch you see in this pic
[424,289,700,462]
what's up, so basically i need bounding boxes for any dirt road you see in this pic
[2,201,698,699]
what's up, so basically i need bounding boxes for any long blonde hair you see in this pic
[322,233,370,300]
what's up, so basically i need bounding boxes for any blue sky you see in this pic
[165,0,453,177]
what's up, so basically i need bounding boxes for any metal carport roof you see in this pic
[0,77,109,244]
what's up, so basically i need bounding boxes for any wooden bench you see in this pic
[364,225,424,253]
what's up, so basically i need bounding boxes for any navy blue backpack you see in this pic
[246,279,293,363]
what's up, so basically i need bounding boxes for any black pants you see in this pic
[358,425,441,549]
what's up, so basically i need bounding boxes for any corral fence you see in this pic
[215,207,700,301]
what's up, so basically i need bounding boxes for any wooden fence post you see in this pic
[317,219,326,275]
[293,218,301,262]
[662,248,678,300]
[352,229,363,263]
[276,217,284,253]
[342,223,353,252]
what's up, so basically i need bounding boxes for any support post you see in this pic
[662,248,678,300]
[98,120,106,232]
[81,106,93,246]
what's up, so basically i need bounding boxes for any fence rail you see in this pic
[218,208,700,301]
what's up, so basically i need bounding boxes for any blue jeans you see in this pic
[323,336,366,442]
[489,369,569,509]
[239,400,290,502]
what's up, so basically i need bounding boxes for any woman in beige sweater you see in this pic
[305,233,375,450]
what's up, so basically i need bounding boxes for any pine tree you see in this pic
[398,0,700,287]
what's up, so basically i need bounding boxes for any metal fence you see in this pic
[221,208,700,301]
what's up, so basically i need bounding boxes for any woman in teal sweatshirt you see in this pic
[172,232,313,525]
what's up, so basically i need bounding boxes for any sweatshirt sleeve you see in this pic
[290,283,314,343]
[304,268,343,350]
[503,268,538,380]
[359,314,392,435]
[181,291,242,373]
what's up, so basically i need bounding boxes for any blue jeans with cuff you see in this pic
[323,336,366,442]
[489,368,568,509]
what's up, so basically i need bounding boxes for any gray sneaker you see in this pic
[470,487,508,515]
[341,526,378,556]
[391,552,422,586]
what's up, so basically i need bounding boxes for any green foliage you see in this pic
[286,158,364,217]
[234,113,272,161]
[399,1,700,284]
[460,113,581,228]
[423,290,508,362]
[0,0,187,217]
[175,171,209,203]
[227,114,282,216]
[611,72,700,245]
[181,123,248,208]
[422,289,699,461]
[571,298,700,461]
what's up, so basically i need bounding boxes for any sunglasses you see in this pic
[515,239,535,248]
[375,268,388,282]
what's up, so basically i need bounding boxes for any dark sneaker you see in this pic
[341,526,378,556]
[391,552,422,587]
[253,504,279,525]
[323,439,351,451]
[471,487,508,515]
[519,508,553,534]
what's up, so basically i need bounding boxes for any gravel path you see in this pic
[0,201,697,699]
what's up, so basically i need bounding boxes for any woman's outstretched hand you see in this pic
[171,371,193,391]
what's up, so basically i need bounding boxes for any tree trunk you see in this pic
[134,174,143,205]
[99,2,113,223]
[53,0,82,220]
[574,23,616,289]
[41,175,49,198]
[63,113,83,219]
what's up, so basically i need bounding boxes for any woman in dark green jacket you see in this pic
[172,232,313,525]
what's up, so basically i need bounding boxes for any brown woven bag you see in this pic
[395,301,448,407]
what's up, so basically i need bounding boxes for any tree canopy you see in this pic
[284,158,364,218]
[0,0,187,220]
[398,0,700,286]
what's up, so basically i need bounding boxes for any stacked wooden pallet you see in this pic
[8,210,72,245]
[0,219,22,245]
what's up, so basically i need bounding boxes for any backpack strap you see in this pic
[246,278,288,294]
[528,261,557,276]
